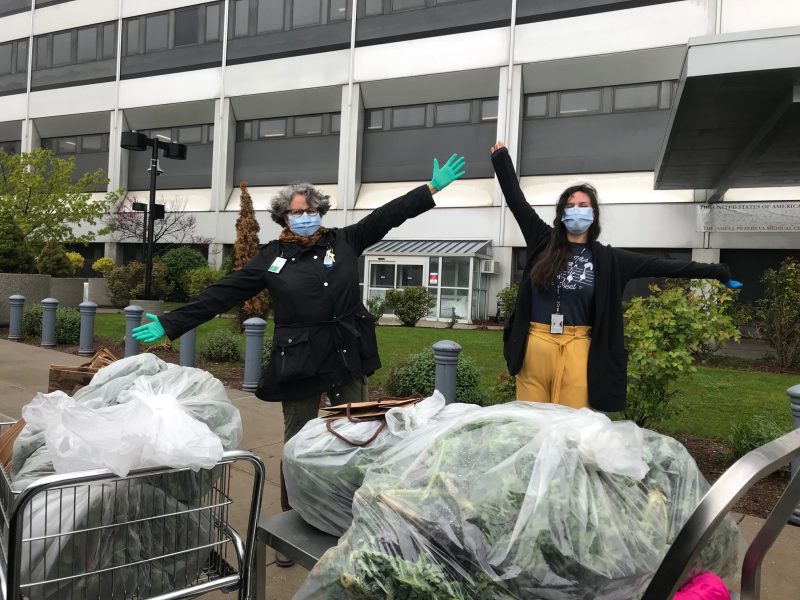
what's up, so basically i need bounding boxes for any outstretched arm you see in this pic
[490,142,551,248]
[616,248,735,285]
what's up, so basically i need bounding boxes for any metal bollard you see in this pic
[433,340,462,404]
[789,384,800,526]
[40,298,59,348]
[180,328,197,367]
[78,301,97,357]
[124,305,144,358]
[8,295,25,341]
[243,318,267,392]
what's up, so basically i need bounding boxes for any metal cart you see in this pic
[0,421,265,600]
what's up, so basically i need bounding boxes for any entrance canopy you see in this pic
[363,239,492,258]
[655,27,800,199]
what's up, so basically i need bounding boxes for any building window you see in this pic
[613,83,660,111]
[259,118,286,138]
[330,0,347,21]
[331,113,341,133]
[293,0,322,28]
[434,101,471,125]
[237,113,340,140]
[177,126,203,144]
[234,0,250,37]
[524,94,547,118]
[77,27,97,63]
[16,39,27,73]
[257,0,283,32]
[0,141,20,154]
[126,19,140,54]
[150,128,172,142]
[145,14,169,52]
[139,125,213,145]
[51,31,73,67]
[364,0,383,15]
[392,105,426,129]
[57,137,77,154]
[80,134,107,152]
[206,4,221,40]
[102,23,116,59]
[35,37,48,69]
[367,109,383,130]
[0,43,11,75]
[175,7,200,47]
[294,115,323,136]
[558,89,602,115]
[392,0,426,11]
[481,99,498,121]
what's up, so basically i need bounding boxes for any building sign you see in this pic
[429,273,439,285]
[697,202,800,233]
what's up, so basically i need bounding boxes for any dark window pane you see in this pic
[175,8,200,47]
[435,101,470,125]
[558,89,601,115]
[234,0,249,37]
[102,23,116,59]
[525,94,547,117]
[294,115,323,136]
[392,105,425,128]
[16,39,28,73]
[331,113,341,133]
[52,31,72,66]
[151,129,172,142]
[145,14,169,52]
[613,83,659,111]
[126,19,140,55]
[57,137,78,154]
[367,109,383,130]
[178,126,202,144]
[259,118,285,138]
[293,0,321,27]
[236,121,252,140]
[392,0,425,11]
[208,124,214,142]
[35,37,48,69]
[77,27,97,63]
[330,0,347,20]
[81,135,103,152]
[257,0,283,32]
[481,98,498,120]
[0,141,19,153]
[365,0,382,15]
[206,4,221,41]
[0,43,11,75]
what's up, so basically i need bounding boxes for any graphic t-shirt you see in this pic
[531,243,595,326]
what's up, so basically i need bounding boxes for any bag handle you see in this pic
[326,416,386,447]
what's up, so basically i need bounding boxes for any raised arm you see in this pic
[343,153,465,255]
[615,248,732,285]
[490,142,551,248]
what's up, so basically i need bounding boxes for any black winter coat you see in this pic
[159,184,436,402]
[491,148,731,412]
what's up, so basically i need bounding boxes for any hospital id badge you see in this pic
[268,257,286,273]
[550,313,564,334]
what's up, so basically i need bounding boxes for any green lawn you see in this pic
[92,315,797,441]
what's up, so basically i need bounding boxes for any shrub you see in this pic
[162,246,208,300]
[0,219,35,274]
[262,336,273,370]
[65,251,85,275]
[220,253,235,275]
[104,260,173,308]
[623,280,740,428]
[366,296,386,320]
[755,258,800,369]
[496,282,518,320]
[198,329,242,362]
[385,286,436,327]
[727,415,787,461]
[22,305,80,343]
[185,266,226,299]
[384,347,484,405]
[485,373,516,406]
[36,240,72,277]
[91,256,115,276]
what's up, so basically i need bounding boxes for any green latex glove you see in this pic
[430,153,466,191]
[131,313,166,343]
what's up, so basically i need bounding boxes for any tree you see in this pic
[36,240,73,277]
[0,219,35,274]
[234,182,268,328]
[755,258,800,369]
[104,194,211,247]
[0,149,116,251]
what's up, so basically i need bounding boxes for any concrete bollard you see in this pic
[124,305,144,358]
[40,298,59,348]
[78,301,97,357]
[8,295,25,341]
[243,318,267,392]
[789,384,800,526]
[433,340,462,404]
[180,328,196,367]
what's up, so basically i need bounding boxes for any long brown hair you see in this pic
[531,184,601,293]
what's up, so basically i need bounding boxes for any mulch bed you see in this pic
[2,328,790,518]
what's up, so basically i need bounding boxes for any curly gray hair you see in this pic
[268,183,331,226]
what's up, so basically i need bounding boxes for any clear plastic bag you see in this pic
[283,392,480,535]
[296,403,742,599]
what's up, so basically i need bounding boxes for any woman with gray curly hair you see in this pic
[133,152,466,565]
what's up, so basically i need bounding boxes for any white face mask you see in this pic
[561,207,594,235]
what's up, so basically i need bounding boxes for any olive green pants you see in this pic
[280,376,368,511]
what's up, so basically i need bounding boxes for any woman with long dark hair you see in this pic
[490,141,741,411]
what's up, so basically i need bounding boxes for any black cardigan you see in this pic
[492,148,731,412]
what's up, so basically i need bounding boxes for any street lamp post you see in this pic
[120,131,187,299]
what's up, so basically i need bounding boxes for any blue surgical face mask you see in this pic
[289,213,322,237]
[561,206,594,235]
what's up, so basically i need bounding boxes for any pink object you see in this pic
[674,572,731,600]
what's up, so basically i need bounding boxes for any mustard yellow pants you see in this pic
[515,322,592,409]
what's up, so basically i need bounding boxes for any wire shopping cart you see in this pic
[0,422,265,600]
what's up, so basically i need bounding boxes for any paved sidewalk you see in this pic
[0,339,798,599]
